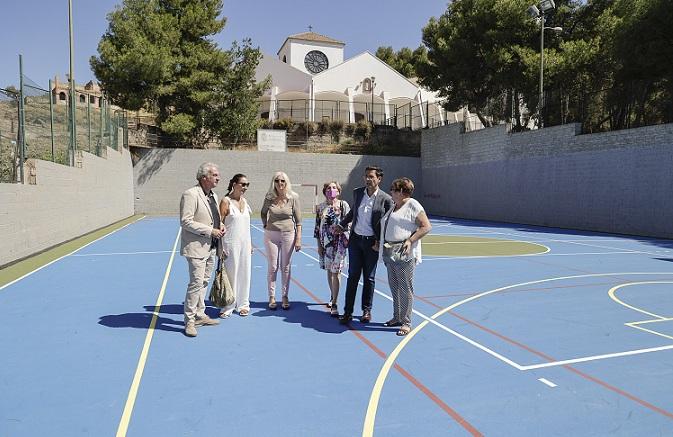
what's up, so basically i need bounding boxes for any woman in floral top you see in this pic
[314,181,350,316]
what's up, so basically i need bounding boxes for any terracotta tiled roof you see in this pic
[286,32,345,45]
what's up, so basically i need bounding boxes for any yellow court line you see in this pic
[607,281,673,319]
[362,272,673,437]
[116,228,181,437]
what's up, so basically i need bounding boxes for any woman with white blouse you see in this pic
[379,177,432,336]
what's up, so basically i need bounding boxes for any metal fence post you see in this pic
[18,55,26,183]
[48,79,55,162]
[87,95,91,152]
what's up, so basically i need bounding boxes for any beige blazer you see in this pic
[180,185,220,258]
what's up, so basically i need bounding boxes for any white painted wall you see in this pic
[256,55,311,94]
[0,148,135,266]
[285,40,345,75]
[313,52,421,99]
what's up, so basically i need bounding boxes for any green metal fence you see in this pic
[1,56,128,184]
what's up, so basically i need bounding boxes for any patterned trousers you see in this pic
[384,258,415,326]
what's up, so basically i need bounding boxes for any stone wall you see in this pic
[133,148,421,215]
[0,147,135,266]
[420,123,673,238]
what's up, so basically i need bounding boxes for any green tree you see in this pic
[375,45,428,78]
[91,0,268,146]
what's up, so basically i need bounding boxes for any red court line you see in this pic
[256,245,483,436]
[403,285,673,421]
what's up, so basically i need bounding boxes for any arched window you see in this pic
[89,95,96,104]
[79,94,86,103]
[282,55,287,63]
[59,92,66,101]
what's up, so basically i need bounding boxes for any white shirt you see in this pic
[381,198,425,264]
[353,188,379,237]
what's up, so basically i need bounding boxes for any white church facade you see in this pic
[255,32,462,130]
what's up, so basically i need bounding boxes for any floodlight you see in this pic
[539,0,556,12]
[527,5,540,18]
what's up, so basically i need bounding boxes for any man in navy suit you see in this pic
[335,166,393,324]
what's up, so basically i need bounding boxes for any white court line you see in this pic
[422,251,638,261]
[0,216,145,291]
[521,344,673,370]
[257,222,673,372]
[538,378,557,388]
[72,250,173,257]
[296,248,525,370]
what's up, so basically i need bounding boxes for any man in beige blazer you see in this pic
[180,162,226,337]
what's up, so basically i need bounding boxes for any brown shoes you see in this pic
[360,310,371,323]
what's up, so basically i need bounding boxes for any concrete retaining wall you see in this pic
[0,148,135,266]
[133,148,421,215]
[420,123,673,238]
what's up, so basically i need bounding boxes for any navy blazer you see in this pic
[340,186,393,240]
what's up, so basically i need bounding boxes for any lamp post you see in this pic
[528,0,562,128]
[370,76,376,124]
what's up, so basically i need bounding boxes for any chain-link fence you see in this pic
[1,60,128,183]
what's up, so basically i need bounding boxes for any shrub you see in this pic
[344,123,356,138]
[353,120,372,142]
[272,118,294,131]
[258,119,273,129]
[329,120,344,143]
[316,120,329,137]
[295,121,316,137]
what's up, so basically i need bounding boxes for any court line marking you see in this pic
[72,250,173,257]
[538,378,557,388]
[422,251,635,261]
[362,272,673,436]
[609,281,673,341]
[0,216,145,291]
[115,228,180,437]
[252,235,483,436]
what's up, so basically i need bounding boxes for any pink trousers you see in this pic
[264,229,296,298]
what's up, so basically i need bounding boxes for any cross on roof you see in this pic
[308,25,313,32]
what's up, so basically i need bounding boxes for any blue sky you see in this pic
[0,0,449,90]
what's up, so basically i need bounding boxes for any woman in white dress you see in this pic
[218,174,253,317]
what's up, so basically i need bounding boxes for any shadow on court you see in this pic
[248,300,395,334]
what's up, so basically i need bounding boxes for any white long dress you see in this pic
[220,196,252,316]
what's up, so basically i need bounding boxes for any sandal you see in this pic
[330,304,339,317]
[396,325,411,336]
[239,308,250,317]
[383,319,402,327]
[268,297,277,310]
[281,296,290,310]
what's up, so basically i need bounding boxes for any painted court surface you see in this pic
[1,216,673,436]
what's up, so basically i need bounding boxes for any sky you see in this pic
[0,0,449,90]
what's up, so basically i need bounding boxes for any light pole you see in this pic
[528,0,562,128]
[370,76,376,124]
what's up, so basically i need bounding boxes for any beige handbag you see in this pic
[209,257,234,307]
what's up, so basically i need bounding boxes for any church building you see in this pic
[255,31,459,129]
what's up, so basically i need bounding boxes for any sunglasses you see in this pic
[274,179,285,183]
[239,182,250,187]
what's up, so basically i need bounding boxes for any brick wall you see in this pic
[0,147,135,266]
[420,123,673,238]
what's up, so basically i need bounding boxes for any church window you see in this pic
[304,50,329,74]
[59,92,66,101]
[79,94,86,103]
[283,55,286,63]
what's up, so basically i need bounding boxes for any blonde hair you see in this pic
[265,171,298,200]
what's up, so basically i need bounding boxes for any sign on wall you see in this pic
[257,129,287,152]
